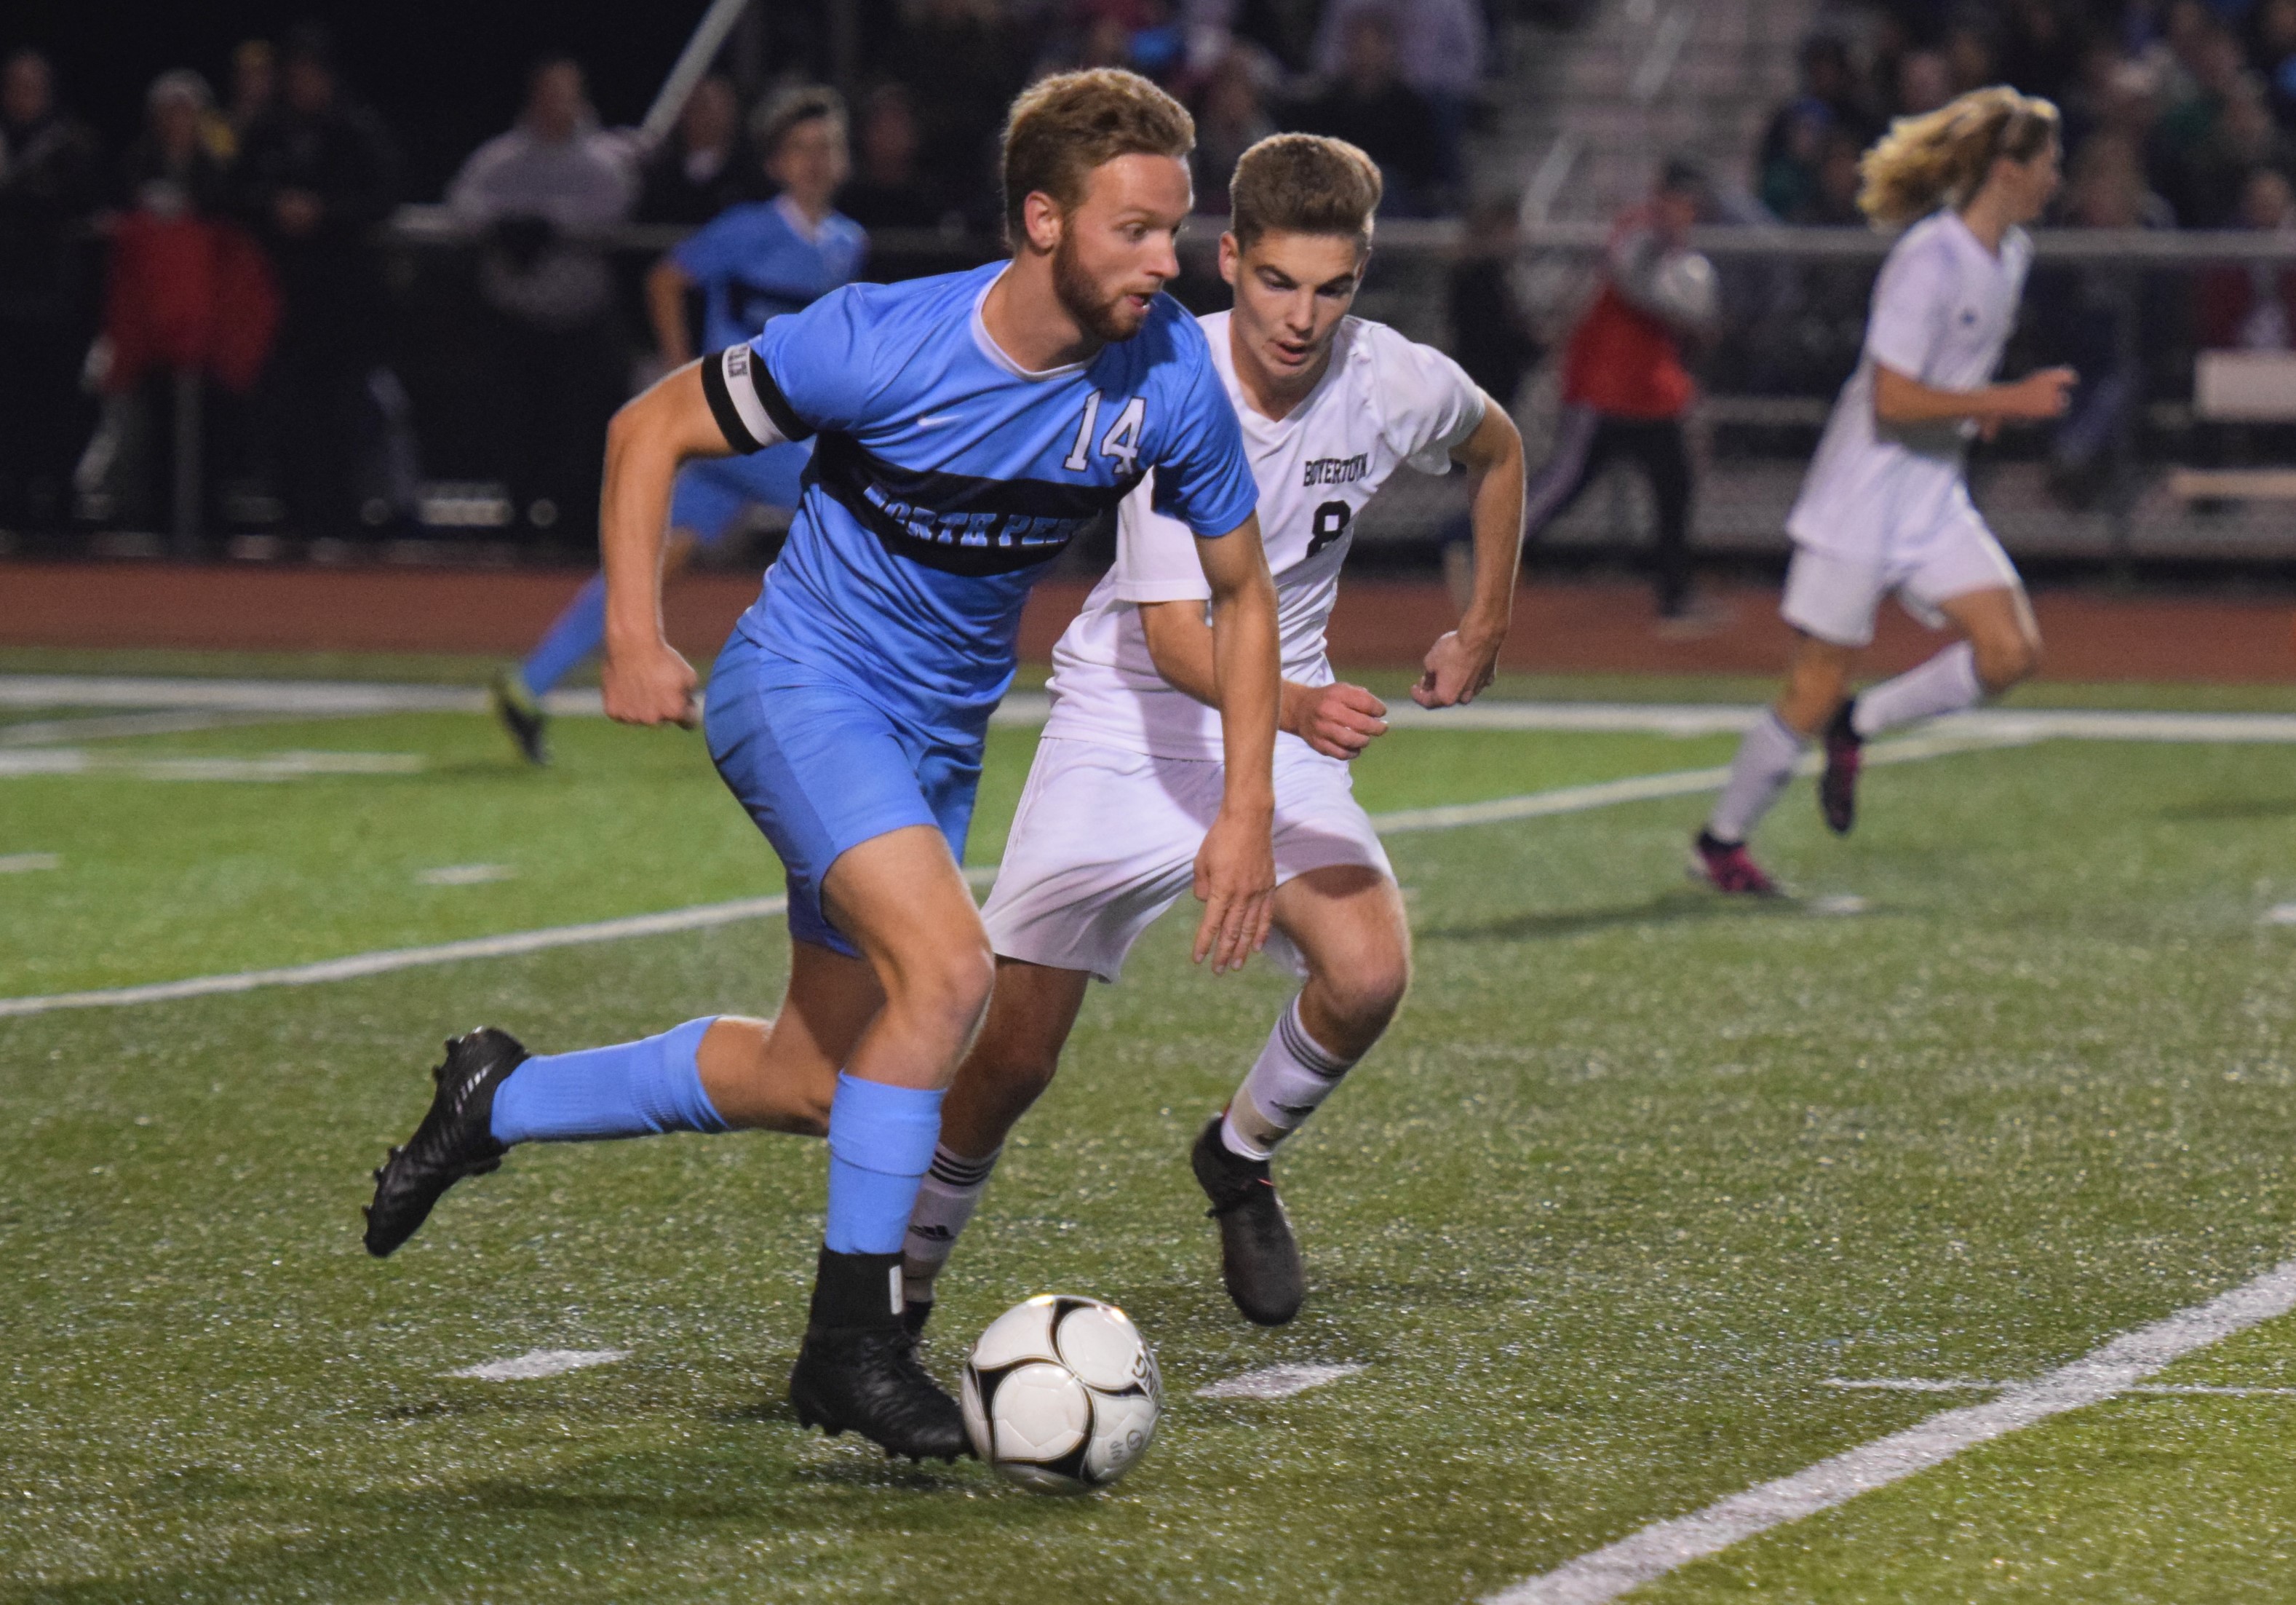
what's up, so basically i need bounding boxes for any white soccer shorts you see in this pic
[1780,515,2022,649]
[980,735,1394,983]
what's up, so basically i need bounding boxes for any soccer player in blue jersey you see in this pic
[490,87,867,765]
[365,70,1281,1462]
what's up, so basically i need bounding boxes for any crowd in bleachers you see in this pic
[0,0,1518,546]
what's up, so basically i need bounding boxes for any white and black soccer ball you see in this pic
[1649,248,1720,329]
[961,1294,1161,1494]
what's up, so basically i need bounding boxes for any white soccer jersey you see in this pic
[1784,210,2032,562]
[1042,312,1485,761]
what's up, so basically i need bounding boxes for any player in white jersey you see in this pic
[1693,88,2074,894]
[898,135,1525,1329]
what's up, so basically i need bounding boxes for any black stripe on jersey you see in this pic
[699,349,764,455]
[748,356,812,443]
[808,432,1143,578]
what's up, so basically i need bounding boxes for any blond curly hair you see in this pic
[1858,85,2059,226]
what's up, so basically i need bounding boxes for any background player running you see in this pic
[364,71,1282,1462]
[1694,87,2070,895]
[491,88,865,764]
[899,135,1526,1331]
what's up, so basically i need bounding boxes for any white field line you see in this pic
[0,867,999,1021]
[1196,1363,1365,1400]
[0,749,426,782]
[1487,1256,2296,1605]
[0,853,61,873]
[446,1348,630,1381]
[417,863,517,887]
[11,676,2296,746]
[1823,1376,2296,1398]
[1373,729,2026,836]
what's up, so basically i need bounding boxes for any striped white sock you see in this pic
[900,1143,1000,1307]
[1706,708,1806,844]
[1220,997,1359,1160]
[1851,642,1983,737]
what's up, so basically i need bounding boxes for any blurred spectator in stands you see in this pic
[2035,131,2174,506]
[1191,47,1278,213]
[1310,0,1484,183]
[118,72,230,219]
[1036,0,1190,84]
[1196,0,1322,76]
[2156,18,2252,219]
[234,23,398,540]
[1294,9,1444,214]
[1894,49,1954,117]
[2252,0,2296,127]
[226,41,275,158]
[1942,17,2000,97]
[838,82,946,231]
[637,74,749,226]
[2001,0,2085,105]
[1758,36,1881,224]
[886,0,1026,225]
[2198,165,2296,349]
[101,71,277,537]
[0,48,101,534]
[1447,199,1539,411]
[2177,78,2294,225]
[447,55,636,542]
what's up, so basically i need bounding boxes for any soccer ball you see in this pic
[1649,247,1720,329]
[961,1294,1161,1493]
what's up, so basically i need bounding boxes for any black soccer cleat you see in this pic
[1191,1114,1306,1326]
[362,1027,527,1259]
[901,1299,933,1339]
[1689,828,1781,897]
[1819,698,1864,836]
[490,669,550,767]
[788,1248,967,1461]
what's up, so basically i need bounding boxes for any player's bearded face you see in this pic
[1048,154,1191,343]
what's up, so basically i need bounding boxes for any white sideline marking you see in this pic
[12,677,2296,747]
[1487,1256,2296,1604]
[1806,895,1868,916]
[0,867,1002,1020]
[0,852,60,873]
[0,749,424,782]
[447,1348,630,1381]
[2264,903,2296,926]
[1196,1362,1365,1400]
[1824,1376,2296,1398]
[417,863,516,887]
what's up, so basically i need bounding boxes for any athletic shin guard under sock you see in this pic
[901,1143,1001,1307]
[1706,708,1807,844]
[823,1074,945,1257]
[1220,996,1361,1160]
[1851,641,1983,737]
[488,1017,726,1144]
[520,573,608,699]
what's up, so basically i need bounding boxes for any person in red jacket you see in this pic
[1522,158,1718,623]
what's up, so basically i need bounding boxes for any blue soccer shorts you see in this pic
[704,628,981,957]
[670,443,811,545]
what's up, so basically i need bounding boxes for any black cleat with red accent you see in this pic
[1191,1114,1305,1326]
[788,1248,967,1461]
[1819,699,1864,836]
[1689,830,1781,897]
[362,1028,526,1258]
[490,669,551,767]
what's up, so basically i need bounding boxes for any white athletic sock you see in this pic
[900,1143,1000,1307]
[1220,996,1360,1160]
[1706,709,1806,844]
[1851,642,1983,737]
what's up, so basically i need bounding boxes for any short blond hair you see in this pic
[1001,68,1195,241]
[1229,133,1382,250]
[1859,85,2059,226]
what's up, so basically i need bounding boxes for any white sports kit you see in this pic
[982,312,1486,981]
[1781,210,2030,647]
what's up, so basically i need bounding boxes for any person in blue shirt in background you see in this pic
[491,86,866,764]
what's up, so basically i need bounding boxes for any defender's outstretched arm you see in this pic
[1415,394,1523,708]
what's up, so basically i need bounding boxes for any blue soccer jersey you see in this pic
[672,197,869,353]
[700,261,1260,745]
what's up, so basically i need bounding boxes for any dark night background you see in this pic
[7,1,723,195]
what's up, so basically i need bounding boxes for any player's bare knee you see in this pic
[898,940,996,1038]
[1975,630,2040,692]
[1316,952,1409,1041]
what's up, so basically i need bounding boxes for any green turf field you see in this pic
[7,653,2296,1603]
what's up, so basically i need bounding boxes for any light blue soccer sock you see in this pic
[824,1074,946,1256]
[489,1017,728,1144]
[518,573,608,697]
